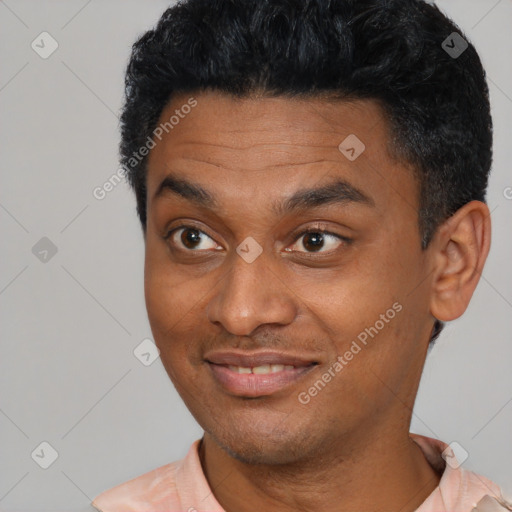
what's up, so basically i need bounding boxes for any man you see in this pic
[92,0,510,511]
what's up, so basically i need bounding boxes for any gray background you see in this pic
[0,1,511,511]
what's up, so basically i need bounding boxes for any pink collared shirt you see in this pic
[91,434,510,512]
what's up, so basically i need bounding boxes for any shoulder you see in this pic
[416,465,510,512]
[91,459,182,512]
[424,457,510,511]
[90,439,223,512]
[457,468,511,512]
[410,433,511,512]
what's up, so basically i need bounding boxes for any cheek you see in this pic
[144,235,199,329]
[144,274,204,401]
[295,255,399,336]
[145,271,193,330]
[144,250,198,372]
[301,243,424,367]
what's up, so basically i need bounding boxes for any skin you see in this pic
[143,89,491,512]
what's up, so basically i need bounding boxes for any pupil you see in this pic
[304,232,324,252]
[182,228,201,249]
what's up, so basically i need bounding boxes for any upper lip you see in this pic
[204,349,318,368]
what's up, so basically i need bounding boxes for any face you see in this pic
[144,90,436,465]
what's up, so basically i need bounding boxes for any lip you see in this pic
[204,350,319,397]
[204,349,318,368]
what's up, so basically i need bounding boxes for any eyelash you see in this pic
[288,226,351,255]
[164,223,351,255]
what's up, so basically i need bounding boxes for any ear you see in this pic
[429,200,491,322]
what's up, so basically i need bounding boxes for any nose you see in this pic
[206,248,297,336]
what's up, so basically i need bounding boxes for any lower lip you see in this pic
[207,363,316,397]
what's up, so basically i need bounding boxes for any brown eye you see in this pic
[302,232,326,252]
[180,228,202,249]
[287,229,347,254]
[167,226,219,251]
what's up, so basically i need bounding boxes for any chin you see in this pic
[205,418,319,466]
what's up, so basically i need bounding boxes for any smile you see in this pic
[227,364,296,374]
[204,349,320,397]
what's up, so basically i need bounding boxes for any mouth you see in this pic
[204,350,319,397]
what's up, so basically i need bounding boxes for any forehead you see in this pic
[145,90,418,216]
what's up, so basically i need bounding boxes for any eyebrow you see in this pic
[153,172,375,215]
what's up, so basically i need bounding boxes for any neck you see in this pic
[199,425,441,512]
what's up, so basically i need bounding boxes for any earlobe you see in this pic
[429,200,491,322]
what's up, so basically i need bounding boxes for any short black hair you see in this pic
[120,0,492,344]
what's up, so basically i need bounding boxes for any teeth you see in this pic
[252,364,271,374]
[227,364,295,374]
[228,365,252,374]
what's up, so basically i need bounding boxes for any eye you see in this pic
[164,224,350,255]
[165,226,220,252]
[286,228,348,254]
